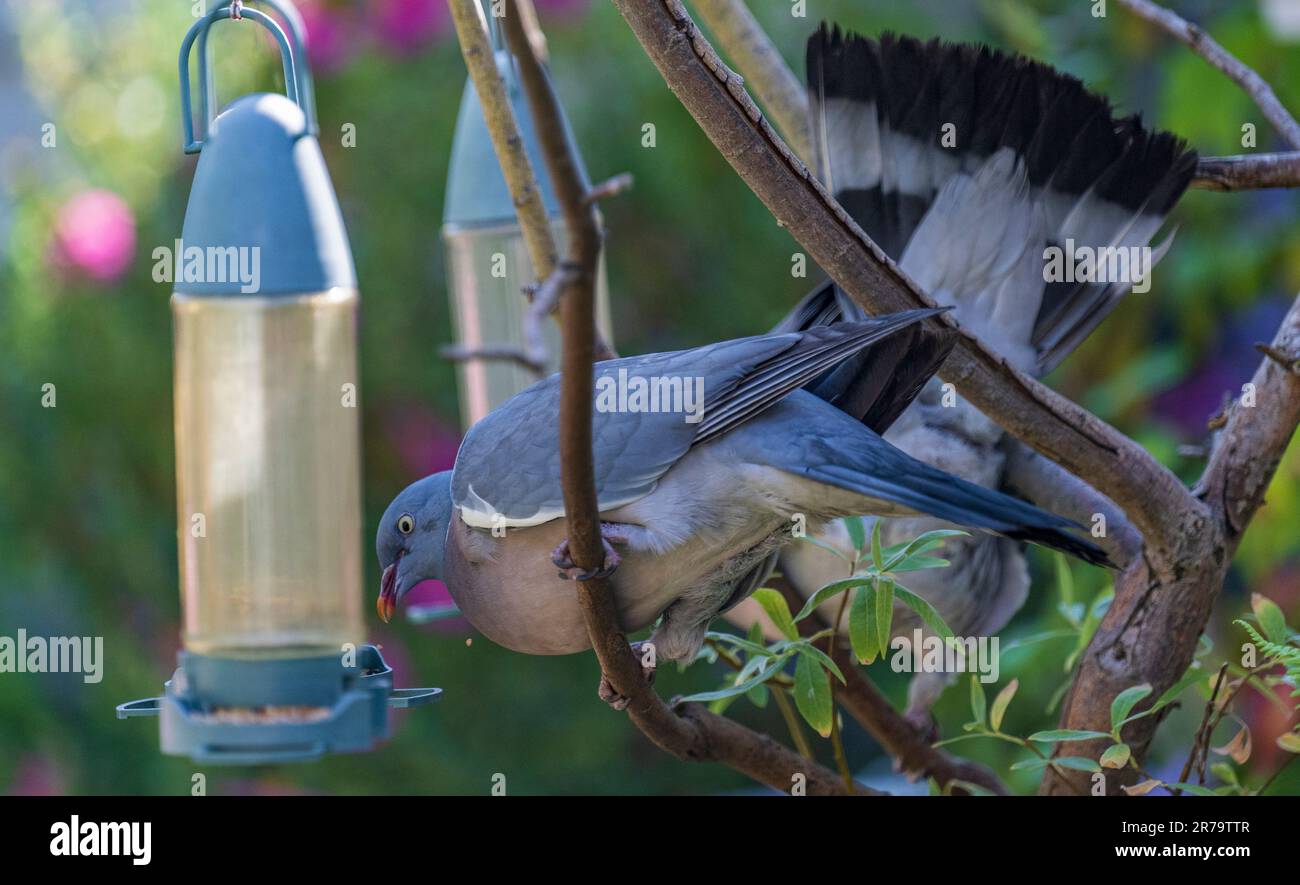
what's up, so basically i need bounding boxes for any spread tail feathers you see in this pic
[806,25,1197,375]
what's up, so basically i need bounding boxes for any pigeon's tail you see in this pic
[812,452,1111,567]
[750,398,1113,567]
[806,25,1197,375]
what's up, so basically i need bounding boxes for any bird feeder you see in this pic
[442,8,612,429]
[118,0,438,764]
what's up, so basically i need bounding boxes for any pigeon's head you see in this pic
[375,470,454,623]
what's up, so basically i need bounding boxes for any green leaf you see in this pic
[702,631,775,659]
[969,675,987,727]
[875,577,894,656]
[881,529,967,571]
[890,555,950,573]
[1252,593,1289,644]
[793,643,846,684]
[1028,729,1113,743]
[990,678,1018,732]
[1144,667,1207,718]
[751,587,797,641]
[844,516,866,556]
[870,520,884,571]
[849,584,876,663]
[746,682,769,709]
[1100,743,1131,769]
[892,584,955,639]
[1055,553,1075,609]
[1110,684,1153,732]
[677,655,788,704]
[1011,756,1100,773]
[796,535,853,563]
[793,577,872,623]
[794,652,833,737]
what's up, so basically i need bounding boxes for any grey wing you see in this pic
[451,313,943,527]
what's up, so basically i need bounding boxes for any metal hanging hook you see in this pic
[179,3,300,153]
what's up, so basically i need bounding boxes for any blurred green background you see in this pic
[0,0,1297,795]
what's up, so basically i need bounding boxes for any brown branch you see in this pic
[501,0,872,796]
[1118,0,1300,149]
[1193,153,1300,191]
[611,0,1196,574]
[1197,292,1300,541]
[689,0,812,163]
[1042,290,1300,795]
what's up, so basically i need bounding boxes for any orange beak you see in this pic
[377,560,399,624]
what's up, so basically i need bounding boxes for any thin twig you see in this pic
[440,344,546,375]
[1194,153,1300,191]
[689,0,812,163]
[1118,0,1300,149]
[501,0,872,795]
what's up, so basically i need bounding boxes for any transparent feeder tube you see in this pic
[172,288,364,659]
[444,219,613,429]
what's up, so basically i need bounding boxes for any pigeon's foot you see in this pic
[597,641,657,711]
[552,523,629,581]
[903,707,941,747]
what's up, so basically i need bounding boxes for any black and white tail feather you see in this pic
[803,25,1197,374]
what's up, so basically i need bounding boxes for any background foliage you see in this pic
[0,0,1296,795]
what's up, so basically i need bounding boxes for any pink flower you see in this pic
[8,754,66,795]
[298,0,356,74]
[382,403,461,477]
[50,189,135,284]
[370,0,449,56]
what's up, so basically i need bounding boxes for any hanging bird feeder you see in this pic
[117,0,438,764]
[442,6,613,429]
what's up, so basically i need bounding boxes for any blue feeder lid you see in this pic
[177,92,355,296]
[444,49,590,229]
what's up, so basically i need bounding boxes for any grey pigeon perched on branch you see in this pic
[734,26,1195,723]
[377,309,1110,706]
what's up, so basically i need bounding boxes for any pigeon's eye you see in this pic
[397,514,415,535]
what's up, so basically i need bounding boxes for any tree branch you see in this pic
[610,0,1196,573]
[1117,0,1300,149]
[689,0,812,163]
[500,0,872,796]
[1193,152,1300,191]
